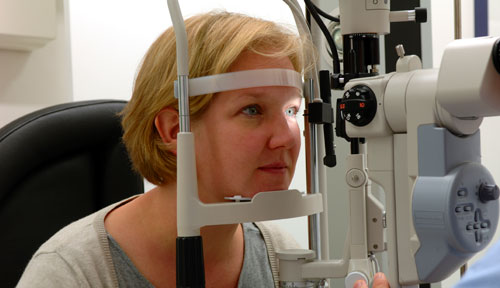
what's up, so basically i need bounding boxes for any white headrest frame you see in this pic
[174,68,302,98]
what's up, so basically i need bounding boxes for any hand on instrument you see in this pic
[353,272,390,288]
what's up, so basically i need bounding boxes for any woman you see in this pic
[18,11,309,288]
[108,11,305,287]
[18,11,390,288]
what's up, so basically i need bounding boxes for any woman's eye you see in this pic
[285,107,298,117]
[242,105,261,116]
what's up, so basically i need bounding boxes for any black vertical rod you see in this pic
[176,236,205,288]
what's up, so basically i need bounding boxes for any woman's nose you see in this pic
[267,114,299,150]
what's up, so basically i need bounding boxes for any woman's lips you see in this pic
[258,162,288,174]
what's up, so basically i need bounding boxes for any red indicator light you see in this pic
[359,103,365,108]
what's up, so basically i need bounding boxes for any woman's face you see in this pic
[193,51,302,203]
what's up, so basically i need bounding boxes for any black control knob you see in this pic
[479,183,500,203]
[415,8,427,23]
[493,38,500,75]
[339,85,377,127]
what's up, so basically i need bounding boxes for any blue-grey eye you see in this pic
[285,107,298,117]
[242,105,260,116]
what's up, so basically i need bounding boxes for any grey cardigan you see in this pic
[17,197,300,288]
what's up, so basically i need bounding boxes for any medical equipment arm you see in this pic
[343,36,500,287]
[166,1,206,287]
[278,1,500,288]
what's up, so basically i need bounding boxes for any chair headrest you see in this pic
[0,100,129,201]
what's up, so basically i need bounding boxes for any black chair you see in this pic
[0,100,144,287]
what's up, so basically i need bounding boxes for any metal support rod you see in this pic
[309,124,322,260]
[454,0,462,39]
[178,75,190,132]
[304,78,322,260]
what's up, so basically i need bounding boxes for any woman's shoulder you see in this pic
[254,221,301,250]
[253,221,302,288]
[36,210,105,255]
[18,209,109,287]
[37,197,137,255]
[18,196,140,288]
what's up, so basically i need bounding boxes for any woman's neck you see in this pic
[105,183,244,288]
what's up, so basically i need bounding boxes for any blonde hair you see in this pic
[121,11,313,185]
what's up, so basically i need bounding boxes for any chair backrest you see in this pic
[0,100,144,287]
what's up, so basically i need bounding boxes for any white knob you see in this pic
[345,271,368,288]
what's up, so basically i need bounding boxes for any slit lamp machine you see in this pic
[167,0,500,287]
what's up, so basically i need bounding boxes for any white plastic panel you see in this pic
[0,0,56,51]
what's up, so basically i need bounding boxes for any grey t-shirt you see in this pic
[108,222,274,287]
[17,195,299,288]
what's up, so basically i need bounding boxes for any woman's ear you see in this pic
[154,107,179,155]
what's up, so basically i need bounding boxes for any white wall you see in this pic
[424,0,474,68]
[491,0,500,35]
[0,0,72,127]
[68,0,307,102]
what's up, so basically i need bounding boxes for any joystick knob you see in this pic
[479,183,500,203]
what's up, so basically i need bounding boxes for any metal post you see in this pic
[177,75,190,132]
[454,0,462,39]
[305,78,323,260]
